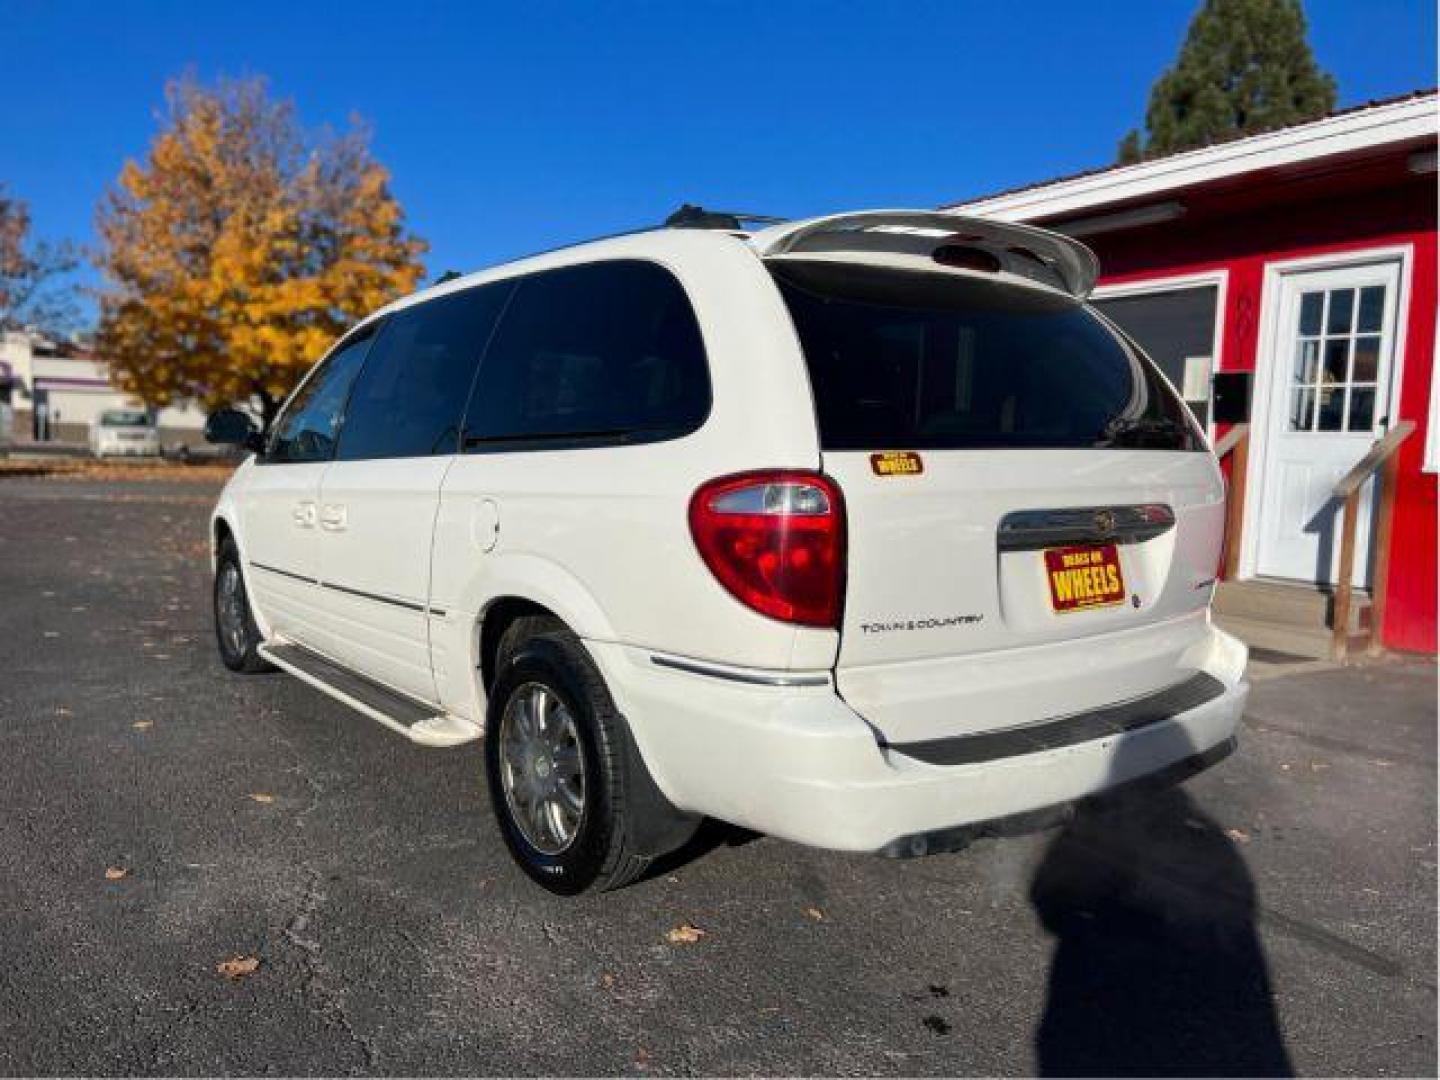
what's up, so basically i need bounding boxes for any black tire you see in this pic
[484,619,696,895]
[213,537,272,673]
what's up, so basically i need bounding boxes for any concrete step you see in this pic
[1214,579,1371,633]
[1215,613,1371,661]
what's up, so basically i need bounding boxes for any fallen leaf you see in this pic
[104,866,128,881]
[248,793,275,804]
[132,720,153,731]
[665,922,706,945]
[1225,827,1251,843]
[804,906,825,921]
[216,955,260,980]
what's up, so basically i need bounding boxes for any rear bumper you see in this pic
[585,624,1247,853]
[95,443,159,457]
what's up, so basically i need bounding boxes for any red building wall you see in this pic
[1087,175,1437,653]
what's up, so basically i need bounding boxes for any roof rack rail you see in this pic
[664,203,788,231]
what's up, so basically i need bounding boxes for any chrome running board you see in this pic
[259,641,481,748]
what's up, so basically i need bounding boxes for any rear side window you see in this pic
[772,261,1203,452]
[337,283,512,460]
[268,331,374,464]
[463,260,709,448]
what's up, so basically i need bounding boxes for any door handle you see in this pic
[293,502,317,528]
[319,504,348,531]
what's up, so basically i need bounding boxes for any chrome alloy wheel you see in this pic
[217,563,247,658]
[498,683,587,855]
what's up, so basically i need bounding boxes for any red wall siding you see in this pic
[1086,178,1437,652]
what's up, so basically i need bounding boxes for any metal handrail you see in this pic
[1330,420,1417,660]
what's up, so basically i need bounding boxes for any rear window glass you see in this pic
[100,410,150,427]
[463,260,709,448]
[772,262,1203,452]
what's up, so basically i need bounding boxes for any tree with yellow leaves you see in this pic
[95,76,427,429]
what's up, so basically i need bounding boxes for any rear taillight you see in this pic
[688,471,846,628]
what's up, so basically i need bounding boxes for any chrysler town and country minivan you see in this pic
[204,210,1249,894]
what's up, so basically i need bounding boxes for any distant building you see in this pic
[0,329,207,447]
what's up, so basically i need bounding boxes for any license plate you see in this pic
[1044,544,1126,613]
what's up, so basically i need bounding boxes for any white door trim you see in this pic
[1091,269,1229,440]
[1238,244,1414,581]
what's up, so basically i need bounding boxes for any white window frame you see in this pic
[1239,244,1414,580]
[1089,269,1229,441]
[1424,312,1440,473]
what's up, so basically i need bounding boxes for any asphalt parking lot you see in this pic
[0,472,1434,1077]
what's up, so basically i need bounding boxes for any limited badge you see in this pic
[870,451,924,477]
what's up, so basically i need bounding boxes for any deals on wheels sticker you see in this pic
[1045,544,1126,613]
[869,451,923,476]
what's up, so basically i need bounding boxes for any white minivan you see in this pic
[205,210,1248,895]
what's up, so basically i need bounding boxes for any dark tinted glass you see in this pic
[773,262,1203,452]
[1090,286,1216,391]
[268,332,373,463]
[337,284,511,460]
[464,261,709,447]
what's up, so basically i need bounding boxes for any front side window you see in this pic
[463,260,709,448]
[267,331,374,464]
[773,261,1203,452]
[336,283,512,461]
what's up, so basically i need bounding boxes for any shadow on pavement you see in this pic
[1030,725,1293,1077]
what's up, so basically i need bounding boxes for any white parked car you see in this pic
[90,409,160,458]
[204,209,1248,895]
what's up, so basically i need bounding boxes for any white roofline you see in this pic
[946,93,1438,223]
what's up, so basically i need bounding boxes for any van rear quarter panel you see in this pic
[426,232,837,720]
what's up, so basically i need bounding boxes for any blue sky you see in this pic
[2,0,1434,325]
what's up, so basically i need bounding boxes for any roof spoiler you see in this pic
[748,210,1100,299]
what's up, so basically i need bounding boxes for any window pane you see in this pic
[1316,386,1345,431]
[269,334,373,463]
[337,284,511,461]
[1289,387,1315,431]
[774,261,1201,451]
[1298,292,1323,335]
[1352,335,1381,383]
[1326,288,1354,334]
[1089,285,1218,394]
[1357,285,1385,333]
[1347,387,1376,431]
[465,261,710,444]
[1322,338,1350,383]
[1292,339,1320,384]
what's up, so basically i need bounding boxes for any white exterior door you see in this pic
[1253,260,1403,587]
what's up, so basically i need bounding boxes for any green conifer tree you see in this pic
[1118,0,1337,163]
